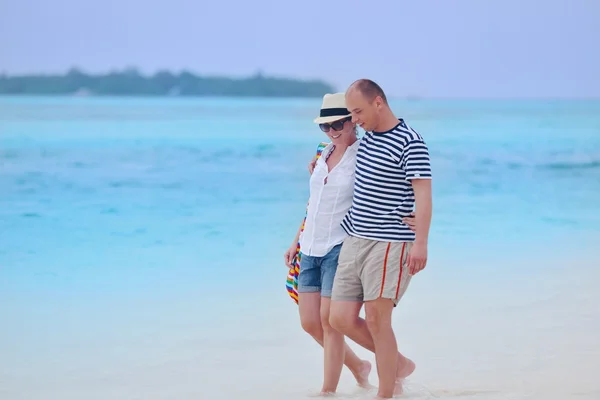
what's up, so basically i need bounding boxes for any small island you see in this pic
[0,68,336,98]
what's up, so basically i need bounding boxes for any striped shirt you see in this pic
[341,119,432,242]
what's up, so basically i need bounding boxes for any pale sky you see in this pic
[0,0,598,98]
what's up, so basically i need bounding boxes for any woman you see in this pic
[283,93,371,395]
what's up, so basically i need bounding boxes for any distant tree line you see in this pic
[0,68,336,97]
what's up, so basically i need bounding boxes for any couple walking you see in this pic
[284,79,433,399]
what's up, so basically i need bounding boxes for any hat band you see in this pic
[319,107,350,118]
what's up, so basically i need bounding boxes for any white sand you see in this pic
[1,256,599,400]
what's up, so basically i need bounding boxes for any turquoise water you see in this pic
[1,97,599,400]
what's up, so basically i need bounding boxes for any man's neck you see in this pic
[374,110,400,133]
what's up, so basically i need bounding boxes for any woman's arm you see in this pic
[283,219,304,268]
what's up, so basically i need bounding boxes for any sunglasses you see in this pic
[319,117,351,133]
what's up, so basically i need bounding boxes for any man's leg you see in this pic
[328,236,372,355]
[362,240,415,398]
[329,301,370,350]
[329,301,413,381]
[365,299,397,398]
[299,294,370,385]
[330,239,415,393]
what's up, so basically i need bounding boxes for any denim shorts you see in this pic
[298,243,342,297]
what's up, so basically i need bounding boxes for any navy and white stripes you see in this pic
[341,119,432,242]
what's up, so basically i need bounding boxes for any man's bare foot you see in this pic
[353,360,373,388]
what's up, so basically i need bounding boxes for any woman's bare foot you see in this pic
[352,360,372,388]
[394,357,416,395]
[318,390,336,397]
[397,357,415,379]
[393,378,404,397]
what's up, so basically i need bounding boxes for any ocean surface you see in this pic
[1,96,599,400]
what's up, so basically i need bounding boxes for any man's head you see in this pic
[345,79,389,132]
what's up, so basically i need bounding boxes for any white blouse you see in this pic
[299,140,360,257]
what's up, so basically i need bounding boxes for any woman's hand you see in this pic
[284,244,298,268]
[308,156,317,174]
[402,212,416,232]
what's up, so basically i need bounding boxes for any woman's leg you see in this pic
[298,292,324,342]
[320,244,371,392]
[320,295,345,393]
[297,250,371,390]
[298,255,326,343]
[299,294,371,389]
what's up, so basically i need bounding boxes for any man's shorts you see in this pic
[298,243,342,298]
[331,236,413,306]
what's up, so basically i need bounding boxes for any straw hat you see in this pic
[313,93,351,124]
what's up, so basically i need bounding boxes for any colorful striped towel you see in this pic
[286,141,330,304]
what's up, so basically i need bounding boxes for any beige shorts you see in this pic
[331,236,413,306]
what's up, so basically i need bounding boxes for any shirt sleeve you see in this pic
[401,140,432,180]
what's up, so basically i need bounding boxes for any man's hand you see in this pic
[308,156,317,174]
[407,242,427,275]
[402,212,416,232]
[284,244,297,269]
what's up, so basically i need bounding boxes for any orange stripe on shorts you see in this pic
[380,243,391,297]
[395,243,407,298]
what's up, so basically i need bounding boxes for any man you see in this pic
[328,79,433,399]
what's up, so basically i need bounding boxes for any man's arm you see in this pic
[406,179,432,274]
[412,179,432,247]
[401,138,433,274]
